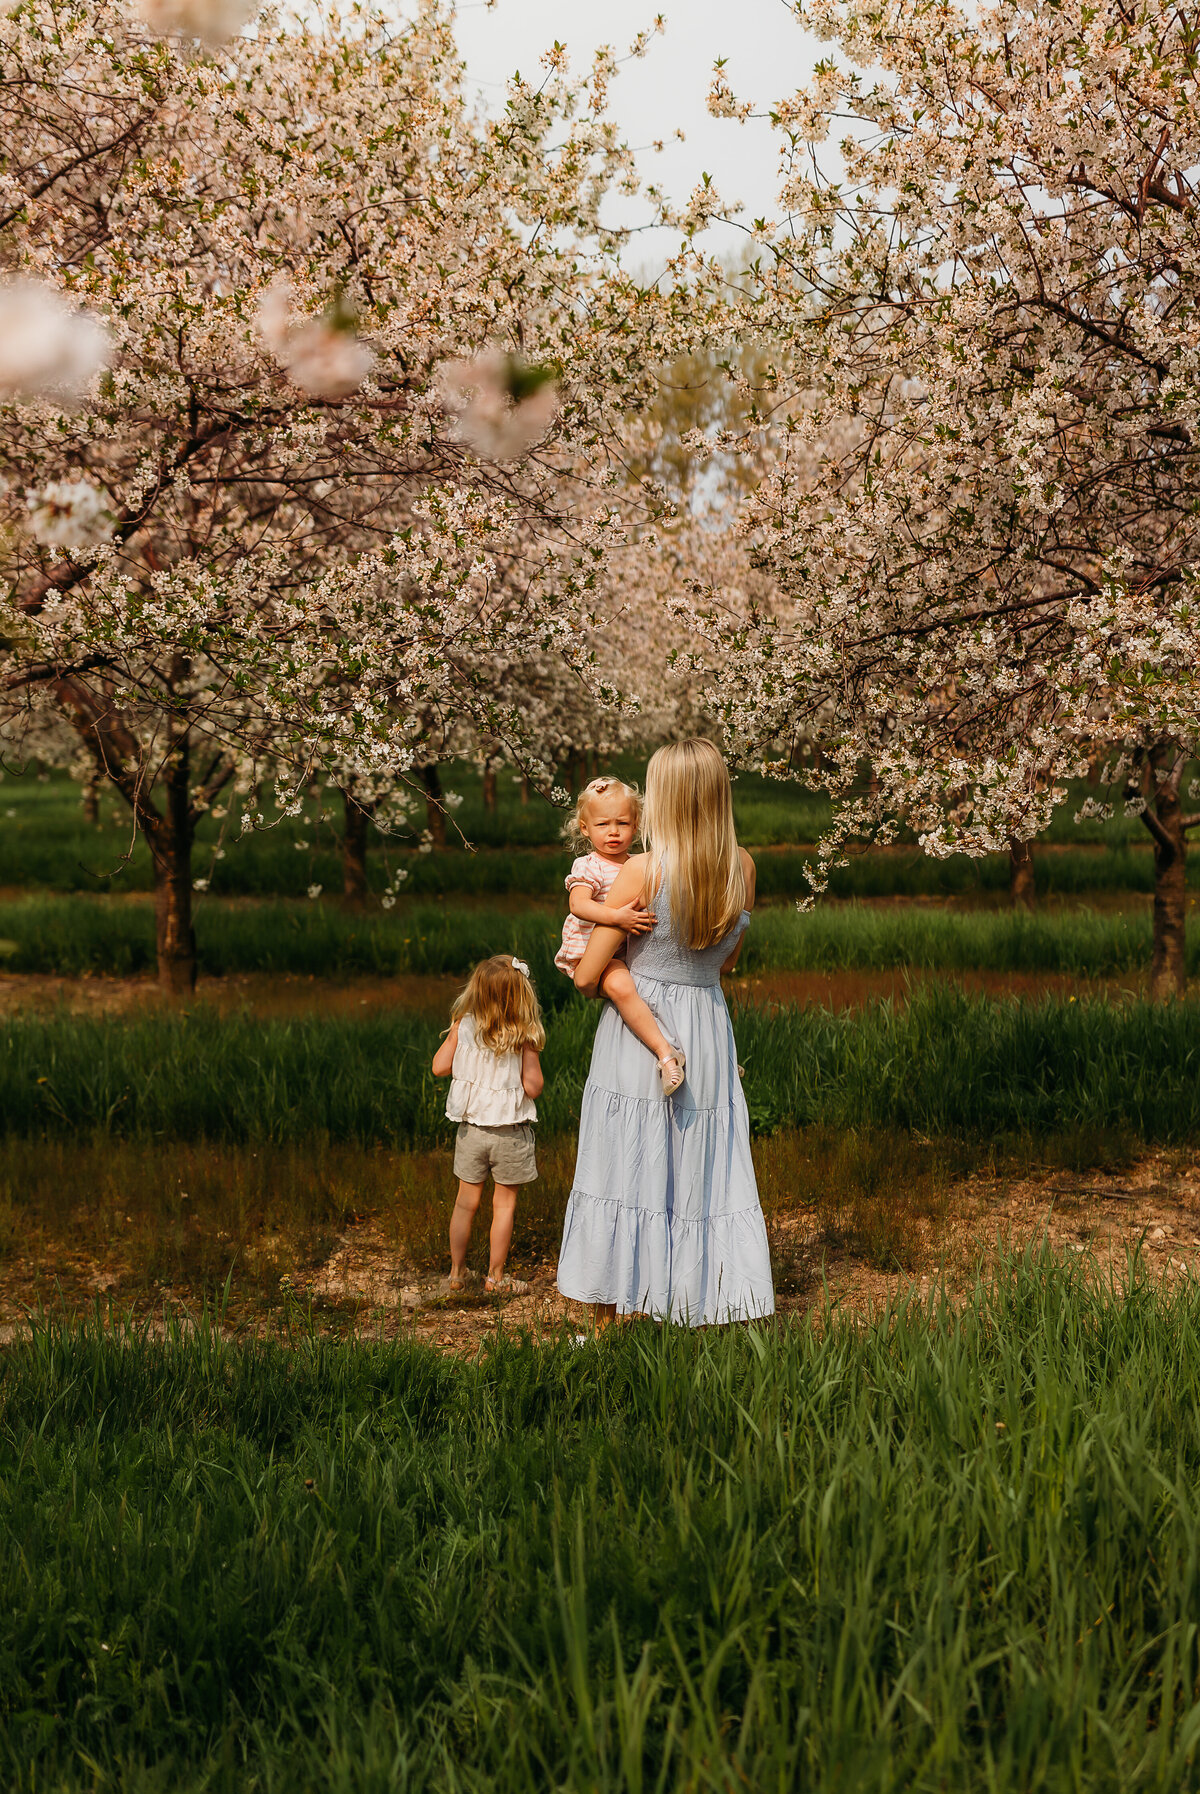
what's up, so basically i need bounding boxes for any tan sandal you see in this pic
[485,1272,530,1296]
[439,1267,479,1294]
[657,1047,686,1097]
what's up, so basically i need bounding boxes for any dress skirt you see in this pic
[556,972,775,1325]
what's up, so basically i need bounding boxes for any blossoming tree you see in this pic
[0,0,699,986]
[706,0,1200,993]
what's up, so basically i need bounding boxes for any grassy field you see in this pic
[4,986,1200,1146]
[2,890,1194,980]
[4,1264,1200,1791]
[0,765,1184,900]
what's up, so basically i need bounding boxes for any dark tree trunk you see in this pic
[342,787,370,901]
[53,677,203,991]
[1008,837,1035,909]
[520,774,530,806]
[481,760,498,814]
[421,763,446,846]
[81,771,100,826]
[147,741,196,994]
[1148,749,1186,1000]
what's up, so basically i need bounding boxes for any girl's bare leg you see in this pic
[448,1179,483,1280]
[487,1182,518,1283]
[591,1302,617,1332]
[587,961,675,1062]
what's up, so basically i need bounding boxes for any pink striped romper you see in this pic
[554,851,628,977]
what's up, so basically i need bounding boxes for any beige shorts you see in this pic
[453,1121,538,1187]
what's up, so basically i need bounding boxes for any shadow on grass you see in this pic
[0,1122,1147,1325]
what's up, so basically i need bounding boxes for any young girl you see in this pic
[431,954,544,1294]
[555,775,686,1096]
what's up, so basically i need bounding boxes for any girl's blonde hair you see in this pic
[451,954,545,1055]
[642,739,746,951]
[561,775,642,854]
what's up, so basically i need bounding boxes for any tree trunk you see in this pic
[481,760,498,814]
[520,774,530,806]
[1148,753,1186,1000]
[342,788,370,901]
[147,744,196,994]
[421,764,446,846]
[81,771,100,826]
[1008,836,1035,909]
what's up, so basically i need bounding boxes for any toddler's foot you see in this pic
[657,1047,686,1097]
[485,1272,530,1296]
[440,1267,479,1293]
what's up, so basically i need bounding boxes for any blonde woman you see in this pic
[556,740,774,1327]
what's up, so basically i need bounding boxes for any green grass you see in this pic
[0,891,1190,980]
[0,766,1185,901]
[0,1124,994,1299]
[6,1265,1200,1789]
[5,986,1200,1146]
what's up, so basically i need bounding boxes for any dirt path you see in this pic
[3,1151,1197,1353]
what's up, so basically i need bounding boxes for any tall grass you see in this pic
[0,891,1179,978]
[5,987,1200,1144]
[5,1265,1200,1790]
[0,765,1184,900]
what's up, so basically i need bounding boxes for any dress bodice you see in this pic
[626,866,749,987]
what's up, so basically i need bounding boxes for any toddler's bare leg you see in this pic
[487,1182,518,1283]
[449,1179,483,1280]
[594,961,674,1062]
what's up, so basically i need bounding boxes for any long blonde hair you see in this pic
[451,955,545,1055]
[642,739,746,951]
[561,776,642,853]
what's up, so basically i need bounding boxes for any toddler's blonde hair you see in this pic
[643,739,746,951]
[561,775,642,854]
[450,954,545,1055]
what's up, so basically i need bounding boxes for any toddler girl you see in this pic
[555,775,685,1095]
[431,953,544,1294]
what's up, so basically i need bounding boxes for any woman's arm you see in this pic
[521,1045,544,1099]
[431,1019,459,1077]
[573,857,649,998]
[720,850,757,975]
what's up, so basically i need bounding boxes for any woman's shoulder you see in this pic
[604,852,649,902]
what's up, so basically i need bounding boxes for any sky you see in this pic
[452,0,819,269]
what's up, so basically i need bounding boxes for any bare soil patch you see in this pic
[3,1147,1198,1354]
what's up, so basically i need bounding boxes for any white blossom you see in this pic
[135,0,259,48]
[441,351,559,462]
[256,284,374,399]
[26,480,112,552]
[0,281,110,405]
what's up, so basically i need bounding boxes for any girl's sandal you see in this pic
[485,1273,530,1296]
[440,1266,479,1294]
[657,1047,686,1098]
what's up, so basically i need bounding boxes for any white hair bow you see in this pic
[511,957,530,977]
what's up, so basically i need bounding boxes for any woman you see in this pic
[556,738,775,1326]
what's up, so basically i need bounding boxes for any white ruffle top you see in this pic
[445,1015,536,1127]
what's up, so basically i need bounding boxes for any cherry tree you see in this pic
[0,0,703,986]
[701,0,1200,992]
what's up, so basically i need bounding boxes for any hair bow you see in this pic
[584,777,610,794]
[511,957,530,977]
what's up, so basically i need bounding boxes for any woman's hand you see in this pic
[606,900,655,935]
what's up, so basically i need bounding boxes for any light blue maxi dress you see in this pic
[556,871,775,1325]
